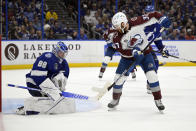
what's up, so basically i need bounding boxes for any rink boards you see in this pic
[1,40,196,70]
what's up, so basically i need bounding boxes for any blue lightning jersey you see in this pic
[26,52,69,86]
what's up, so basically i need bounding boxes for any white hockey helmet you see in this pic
[112,12,128,31]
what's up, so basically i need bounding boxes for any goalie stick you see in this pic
[93,27,165,100]
[7,83,98,101]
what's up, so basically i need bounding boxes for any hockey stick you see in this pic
[153,51,196,63]
[93,27,165,100]
[7,84,96,101]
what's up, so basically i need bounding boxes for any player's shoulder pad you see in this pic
[148,11,162,19]
[42,52,54,59]
[104,28,118,40]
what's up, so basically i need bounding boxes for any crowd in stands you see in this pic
[2,0,196,40]
[157,0,196,40]
[2,0,44,39]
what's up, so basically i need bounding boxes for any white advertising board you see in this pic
[2,40,196,66]
[2,41,106,65]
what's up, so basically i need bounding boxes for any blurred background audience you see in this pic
[2,0,196,40]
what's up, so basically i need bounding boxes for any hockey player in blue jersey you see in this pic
[98,43,136,80]
[144,5,169,94]
[16,41,76,115]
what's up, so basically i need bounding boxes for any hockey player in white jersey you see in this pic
[105,12,170,112]
[16,41,76,115]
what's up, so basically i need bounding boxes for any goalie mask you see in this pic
[112,12,128,33]
[53,41,68,59]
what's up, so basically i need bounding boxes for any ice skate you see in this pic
[16,106,25,115]
[155,99,165,112]
[108,99,120,111]
[98,72,103,79]
[131,71,136,80]
[108,92,121,111]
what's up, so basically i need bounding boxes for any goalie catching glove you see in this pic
[52,72,67,91]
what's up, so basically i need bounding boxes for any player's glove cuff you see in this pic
[161,48,169,58]
[159,16,171,28]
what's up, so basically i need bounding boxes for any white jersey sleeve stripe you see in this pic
[26,78,36,85]
[31,70,48,76]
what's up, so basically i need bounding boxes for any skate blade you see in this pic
[147,91,152,94]
[159,110,164,114]
[108,107,117,111]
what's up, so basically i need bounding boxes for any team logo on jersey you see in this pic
[5,43,19,61]
[148,63,154,68]
[54,63,58,70]
[45,53,52,58]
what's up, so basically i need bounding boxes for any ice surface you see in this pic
[1,66,196,131]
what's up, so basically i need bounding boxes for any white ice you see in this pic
[1,66,196,131]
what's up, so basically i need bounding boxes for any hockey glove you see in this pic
[52,73,67,91]
[161,47,169,58]
[159,16,171,28]
[132,46,144,65]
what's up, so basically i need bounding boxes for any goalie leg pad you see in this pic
[24,97,76,114]
[39,78,62,102]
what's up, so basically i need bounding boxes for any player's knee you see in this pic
[103,56,111,64]
[114,74,128,85]
[145,70,158,84]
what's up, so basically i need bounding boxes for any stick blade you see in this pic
[93,82,112,100]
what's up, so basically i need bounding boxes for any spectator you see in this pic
[47,29,57,40]
[36,30,42,40]
[90,3,97,17]
[178,32,186,40]
[63,22,73,39]
[29,28,37,39]
[24,7,34,22]
[27,21,35,32]
[95,18,104,34]
[33,16,41,31]
[21,25,30,40]
[52,21,62,34]
[185,28,196,40]
[84,9,93,26]
[76,28,88,40]
[45,9,58,22]
[168,30,179,40]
